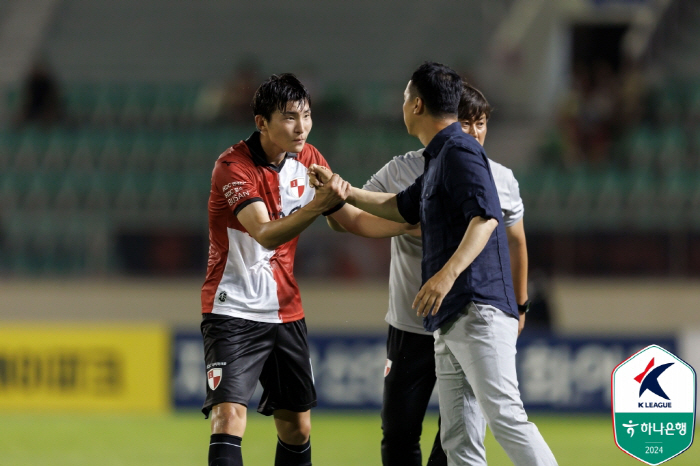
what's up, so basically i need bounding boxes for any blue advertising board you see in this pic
[516,335,676,412]
[172,331,675,412]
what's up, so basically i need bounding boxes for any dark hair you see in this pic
[458,81,492,122]
[252,73,311,120]
[409,62,462,117]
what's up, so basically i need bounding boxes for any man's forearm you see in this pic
[328,204,410,238]
[248,205,322,250]
[347,187,406,223]
[506,220,529,305]
[440,217,498,281]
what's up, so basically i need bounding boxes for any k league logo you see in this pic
[635,358,674,405]
[612,345,696,465]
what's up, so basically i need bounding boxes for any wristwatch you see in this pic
[517,300,530,314]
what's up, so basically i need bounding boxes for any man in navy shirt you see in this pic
[309,62,557,465]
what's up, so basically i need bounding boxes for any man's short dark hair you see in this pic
[458,81,492,122]
[252,73,311,120]
[409,62,462,117]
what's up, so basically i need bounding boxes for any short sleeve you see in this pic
[396,173,423,225]
[444,146,501,222]
[501,172,524,227]
[212,159,262,216]
[363,160,392,193]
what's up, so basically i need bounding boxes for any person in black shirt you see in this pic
[309,62,557,466]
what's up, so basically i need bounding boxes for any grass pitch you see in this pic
[0,411,696,465]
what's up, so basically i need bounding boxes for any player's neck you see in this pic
[416,117,457,147]
[258,134,287,166]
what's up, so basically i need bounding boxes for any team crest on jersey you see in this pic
[384,359,393,377]
[207,368,222,390]
[290,178,305,199]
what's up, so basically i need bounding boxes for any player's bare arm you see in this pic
[413,216,498,317]
[308,164,405,223]
[236,173,349,250]
[326,204,418,238]
[506,219,529,335]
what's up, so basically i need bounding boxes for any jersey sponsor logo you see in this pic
[218,291,227,303]
[207,368,222,390]
[226,191,250,206]
[222,181,245,191]
[384,359,392,377]
[290,177,305,199]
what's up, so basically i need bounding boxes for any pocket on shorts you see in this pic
[469,302,495,326]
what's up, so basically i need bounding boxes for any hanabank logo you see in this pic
[635,358,674,408]
[612,345,696,465]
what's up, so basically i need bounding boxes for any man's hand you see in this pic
[413,269,457,317]
[308,164,333,187]
[518,312,526,337]
[308,172,350,213]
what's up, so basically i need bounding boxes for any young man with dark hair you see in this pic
[200,73,352,466]
[309,62,557,465]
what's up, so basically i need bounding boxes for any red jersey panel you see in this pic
[201,132,331,323]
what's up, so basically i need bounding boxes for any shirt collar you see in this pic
[244,131,298,169]
[423,122,462,160]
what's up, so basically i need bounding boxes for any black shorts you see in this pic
[200,314,317,418]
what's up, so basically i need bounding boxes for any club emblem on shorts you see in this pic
[207,368,222,390]
[290,178,305,199]
[384,359,393,377]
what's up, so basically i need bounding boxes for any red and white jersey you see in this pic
[201,132,331,323]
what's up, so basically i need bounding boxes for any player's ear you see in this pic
[254,114,267,132]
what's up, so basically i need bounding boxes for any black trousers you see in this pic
[381,325,447,466]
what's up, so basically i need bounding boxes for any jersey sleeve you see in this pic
[501,169,524,227]
[212,159,262,216]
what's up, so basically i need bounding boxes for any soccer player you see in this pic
[200,73,354,466]
[321,81,530,465]
[309,62,557,465]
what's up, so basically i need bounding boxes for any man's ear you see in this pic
[254,114,267,132]
[413,96,425,116]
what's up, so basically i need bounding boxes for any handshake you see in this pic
[306,164,353,213]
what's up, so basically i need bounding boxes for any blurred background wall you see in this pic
[1,0,699,413]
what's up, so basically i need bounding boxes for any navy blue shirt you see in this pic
[396,122,518,331]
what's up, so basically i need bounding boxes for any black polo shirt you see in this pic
[396,122,518,331]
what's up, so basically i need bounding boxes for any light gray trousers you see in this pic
[434,302,558,466]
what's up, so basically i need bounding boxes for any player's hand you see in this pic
[413,269,456,317]
[311,173,350,212]
[308,164,333,186]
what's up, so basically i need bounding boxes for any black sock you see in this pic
[275,437,311,466]
[208,433,242,466]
